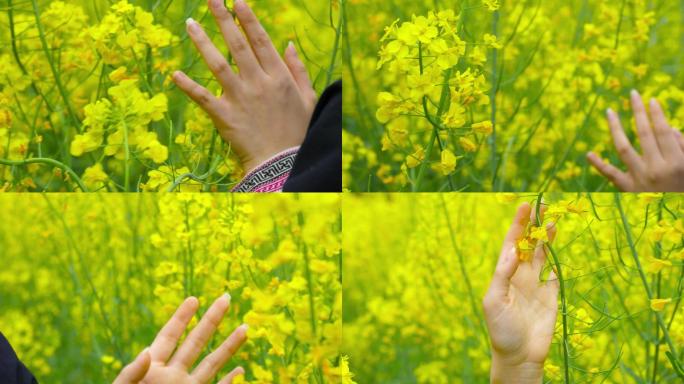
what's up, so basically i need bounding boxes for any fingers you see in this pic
[113,348,151,384]
[232,0,287,75]
[501,202,531,251]
[631,90,662,162]
[284,42,317,106]
[207,0,261,78]
[149,297,200,362]
[186,17,238,90]
[606,108,642,170]
[170,294,232,369]
[587,152,634,191]
[487,203,532,301]
[532,222,556,272]
[192,324,249,382]
[218,367,246,384]
[173,71,220,114]
[649,98,682,158]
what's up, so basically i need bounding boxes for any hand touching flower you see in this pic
[113,295,248,384]
[173,0,318,173]
[587,90,684,192]
[483,203,558,384]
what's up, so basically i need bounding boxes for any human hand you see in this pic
[587,90,684,192]
[483,202,558,384]
[113,295,248,384]
[173,0,318,173]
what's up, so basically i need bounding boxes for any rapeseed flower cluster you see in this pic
[373,8,493,188]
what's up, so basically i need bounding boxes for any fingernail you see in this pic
[606,108,613,118]
[650,98,658,108]
[630,89,639,99]
[224,292,231,303]
[211,0,223,8]
[288,41,296,53]
[234,0,246,9]
[186,18,198,33]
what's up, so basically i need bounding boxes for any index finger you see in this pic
[149,297,200,363]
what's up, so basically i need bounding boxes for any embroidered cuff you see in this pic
[232,147,300,192]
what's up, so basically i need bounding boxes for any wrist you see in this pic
[491,355,544,384]
[243,146,301,174]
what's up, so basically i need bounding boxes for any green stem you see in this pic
[30,0,81,132]
[535,194,571,384]
[613,194,681,367]
[489,10,500,190]
[123,120,130,192]
[325,0,343,87]
[0,157,88,191]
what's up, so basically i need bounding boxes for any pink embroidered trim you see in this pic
[231,147,300,192]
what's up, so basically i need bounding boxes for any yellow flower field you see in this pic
[343,193,684,382]
[0,194,345,383]
[0,0,341,192]
[342,0,684,192]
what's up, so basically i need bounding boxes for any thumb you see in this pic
[113,347,151,384]
[489,246,520,299]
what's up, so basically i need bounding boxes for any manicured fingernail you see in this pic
[224,293,231,303]
[186,18,198,33]
[630,89,639,99]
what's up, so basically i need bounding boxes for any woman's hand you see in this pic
[173,0,317,173]
[483,202,558,384]
[113,295,248,384]
[587,90,684,192]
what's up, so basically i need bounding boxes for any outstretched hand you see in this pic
[587,90,684,192]
[174,0,317,173]
[113,295,248,384]
[483,202,558,384]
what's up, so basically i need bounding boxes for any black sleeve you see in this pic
[0,333,38,384]
[282,80,342,192]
